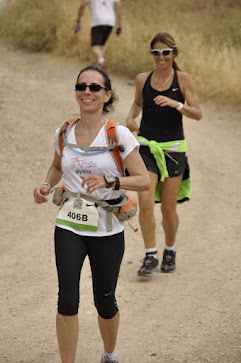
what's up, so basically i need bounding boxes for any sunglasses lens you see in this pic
[162,50,171,56]
[89,84,101,92]
[151,50,160,56]
[75,83,86,91]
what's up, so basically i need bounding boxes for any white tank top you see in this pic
[89,0,119,27]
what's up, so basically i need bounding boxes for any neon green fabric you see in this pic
[136,136,191,203]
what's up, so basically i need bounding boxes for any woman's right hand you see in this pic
[80,175,107,194]
[126,119,139,133]
[33,185,51,204]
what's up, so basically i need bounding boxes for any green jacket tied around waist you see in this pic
[136,136,191,203]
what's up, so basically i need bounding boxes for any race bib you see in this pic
[56,197,99,232]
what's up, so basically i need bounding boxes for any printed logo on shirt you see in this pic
[70,157,97,175]
[71,157,97,169]
[172,88,179,91]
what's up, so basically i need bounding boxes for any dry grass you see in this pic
[1,0,240,106]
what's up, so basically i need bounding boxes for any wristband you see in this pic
[176,102,184,111]
[114,177,120,190]
[43,182,51,188]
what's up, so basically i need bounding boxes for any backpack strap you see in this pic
[58,119,125,176]
[106,120,125,176]
[59,118,78,155]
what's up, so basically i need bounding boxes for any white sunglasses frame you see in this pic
[150,48,174,56]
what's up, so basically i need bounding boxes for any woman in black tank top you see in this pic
[140,70,185,141]
[126,32,202,277]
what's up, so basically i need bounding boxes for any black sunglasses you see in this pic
[150,48,173,56]
[75,83,108,92]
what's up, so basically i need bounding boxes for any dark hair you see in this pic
[76,65,117,114]
[150,32,180,71]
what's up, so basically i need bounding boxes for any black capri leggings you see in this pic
[54,227,125,319]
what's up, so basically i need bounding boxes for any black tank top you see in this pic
[139,70,185,142]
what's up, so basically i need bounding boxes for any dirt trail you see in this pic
[1,42,241,363]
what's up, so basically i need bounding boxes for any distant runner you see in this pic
[74,0,122,70]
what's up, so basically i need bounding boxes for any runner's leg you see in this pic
[138,171,158,249]
[88,232,124,353]
[161,174,183,247]
[55,227,87,363]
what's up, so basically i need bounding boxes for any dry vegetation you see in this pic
[1,0,241,106]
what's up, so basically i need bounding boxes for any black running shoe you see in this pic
[137,255,159,277]
[161,249,176,273]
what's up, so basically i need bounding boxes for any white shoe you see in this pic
[101,354,119,363]
[98,60,108,71]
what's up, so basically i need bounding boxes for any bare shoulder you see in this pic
[176,70,193,83]
[135,71,152,88]
[136,71,151,83]
[176,70,196,93]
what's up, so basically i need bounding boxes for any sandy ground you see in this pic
[1,42,241,363]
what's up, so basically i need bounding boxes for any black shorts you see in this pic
[91,25,113,46]
[139,145,188,179]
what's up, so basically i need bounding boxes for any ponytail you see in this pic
[173,60,181,71]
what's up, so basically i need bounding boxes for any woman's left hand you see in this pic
[33,185,51,204]
[153,95,179,109]
[80,175,107,194]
